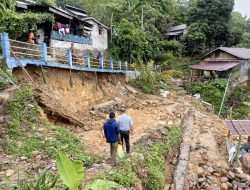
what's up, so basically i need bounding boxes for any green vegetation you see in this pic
[56,152,84,190]
[0,12,54,39]
[185,79,250,119]
[110,18,147,62]
[107,127,181,190]
[185,79,227,113]
[2,86,96,165]
[110,160,139,187]
[3,169,58,190]
[83,179,119,190]
[2,152,119,190]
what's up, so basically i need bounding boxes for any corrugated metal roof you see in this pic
[203,47,250,60]
[225,120,250,136]
[169,24,187,32]
[66,9,87,17]
[65,5,87,17]
[167,31,183,36]
[190,61,239,71]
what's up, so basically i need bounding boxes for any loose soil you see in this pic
[1,67,232,189]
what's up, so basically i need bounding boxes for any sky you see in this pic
[234,0,250,18]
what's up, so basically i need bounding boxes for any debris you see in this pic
[160,90,170,98]
[92,100,121,113]
[6,169,15,177]
[125,85,138,94]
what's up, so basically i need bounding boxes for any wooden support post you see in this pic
[40,65,46,84]
[81,72,85,86]
[10,49,36,86]
[234,135,242,168]
[95,72,98,91]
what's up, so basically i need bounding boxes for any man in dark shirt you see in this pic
[103,112,120,166]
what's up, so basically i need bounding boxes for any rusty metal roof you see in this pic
[202,47,250,60]
[190,61,239,71]
[225,120,250,136]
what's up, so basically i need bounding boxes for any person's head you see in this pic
[109,112,115,119]
[71,43,74,48]
[120,107,126,113]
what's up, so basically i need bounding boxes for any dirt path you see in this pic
[79,95,188,158]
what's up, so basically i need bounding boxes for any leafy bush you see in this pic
[0,11,54,39]
[130,60,164,94]
[185,79,227,113]
[186,79,250,119]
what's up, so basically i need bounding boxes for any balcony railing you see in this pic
[51,31,92,45]
[0,32,137,75]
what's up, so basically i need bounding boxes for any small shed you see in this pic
[190,47,250,82]
[166,24,187,40]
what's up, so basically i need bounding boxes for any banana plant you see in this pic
[56,152,84,190]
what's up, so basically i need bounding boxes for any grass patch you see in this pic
[107,127,181,190]
[2,86,97,165]
[109,160,139,187]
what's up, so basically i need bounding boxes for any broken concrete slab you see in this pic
[92,100,122,113]
[125,85,138,94]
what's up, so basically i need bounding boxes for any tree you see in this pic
[0,0,15,16]
[188,0,234,49]
[182,22,207,56]
[237,32,250,48]
[0,12,54,39]
[110,18,147,63]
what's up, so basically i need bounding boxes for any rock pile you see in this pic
[191,166,250,190]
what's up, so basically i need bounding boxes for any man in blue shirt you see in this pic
[103,112,120,166]
[117,108,133,154]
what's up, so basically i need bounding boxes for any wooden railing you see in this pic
[0,32,136,74]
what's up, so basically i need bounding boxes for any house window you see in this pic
[99,28,102,35]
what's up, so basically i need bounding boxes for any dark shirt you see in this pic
[103,119,119,143]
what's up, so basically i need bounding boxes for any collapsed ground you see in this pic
[0,66,242,189]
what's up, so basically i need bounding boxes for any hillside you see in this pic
[0,65,240,190]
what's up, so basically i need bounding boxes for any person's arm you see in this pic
[103,124,107,139]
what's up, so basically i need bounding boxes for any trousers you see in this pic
[120,130,130,154]
[110,142,118,166]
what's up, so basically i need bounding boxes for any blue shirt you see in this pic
[103,119,120,143]
[117,113,133,131]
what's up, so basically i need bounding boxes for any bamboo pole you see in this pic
[219,73,231,116]
[10,49,36,86]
